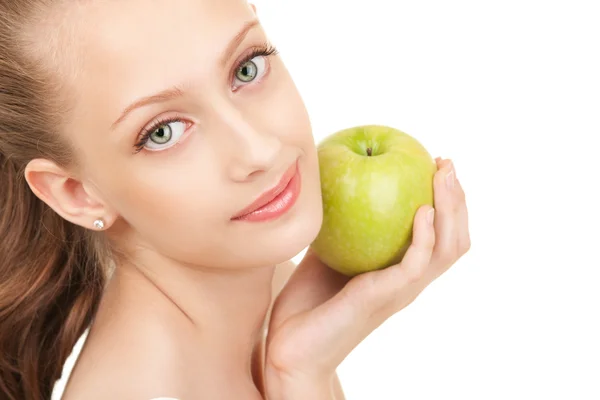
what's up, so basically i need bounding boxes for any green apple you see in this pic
[310,125,437,276]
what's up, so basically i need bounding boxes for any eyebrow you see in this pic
[110,18,260,130]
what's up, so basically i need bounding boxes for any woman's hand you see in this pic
[263,158,471,400]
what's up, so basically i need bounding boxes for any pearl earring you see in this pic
[93,219,105,230]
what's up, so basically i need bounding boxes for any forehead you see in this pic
[78,0,251,55]
[62,0,256,118]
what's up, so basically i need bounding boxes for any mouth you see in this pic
[231,159,301,222]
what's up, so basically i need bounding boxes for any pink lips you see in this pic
[231,160,301,222]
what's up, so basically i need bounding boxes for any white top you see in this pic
[51,328,89,400]
[51,328,179,400]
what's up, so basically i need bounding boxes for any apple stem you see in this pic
[366,147,373,156]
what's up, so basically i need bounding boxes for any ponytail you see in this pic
[1,2,112,398]
[0,150,107,399]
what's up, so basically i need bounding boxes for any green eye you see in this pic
[150,125,172,144]
[236,60,258,82]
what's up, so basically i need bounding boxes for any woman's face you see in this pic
[59,0,323,268]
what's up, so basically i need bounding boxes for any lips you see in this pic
[231,160,299,220]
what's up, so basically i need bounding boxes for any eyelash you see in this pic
[133,42,279,153]
[231,41,279,87]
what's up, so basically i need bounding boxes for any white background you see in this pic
[55,1,600,399]
[270,0,599,398]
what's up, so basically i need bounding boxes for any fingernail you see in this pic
[427,208,435,225]
[445,165,455,190]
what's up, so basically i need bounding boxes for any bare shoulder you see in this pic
[62,304,195,399]
[63,333,191,400]
[63,261,299,400]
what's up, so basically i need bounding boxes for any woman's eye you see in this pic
[234,56,267,87]
[145,121,186,151]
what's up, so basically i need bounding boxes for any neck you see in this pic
[110,251,275,397]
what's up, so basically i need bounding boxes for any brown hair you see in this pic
[0,2,110,399]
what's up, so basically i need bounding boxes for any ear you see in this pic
[24,158,118,231]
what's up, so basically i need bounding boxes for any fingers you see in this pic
[430,158,463,274]
[283,206,437,371]
[328,157,469,319]
[265,157,471,379]
[392,204,437,285]
[340,204,436,316]
[455,177,471,254]
[367,156,470,312]
[440,158,470,256]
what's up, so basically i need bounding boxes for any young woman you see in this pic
[0,0,470,399]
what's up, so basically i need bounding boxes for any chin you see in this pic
[274,216,322,264]
[268,176,322,263]
[237,190,323,269]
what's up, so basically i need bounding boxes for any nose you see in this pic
[215,105,282,182]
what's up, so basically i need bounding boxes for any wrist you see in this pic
[265,368,335,400]
[269,383,334,400]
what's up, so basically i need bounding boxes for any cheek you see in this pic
[255,61,315,147]
[280,87,320,185]
[97,147,230,259]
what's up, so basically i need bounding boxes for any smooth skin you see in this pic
[21,0,470,397]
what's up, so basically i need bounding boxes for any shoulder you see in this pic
[63,331,193,400]
[62,261,299,400]
[61,305,194,399]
